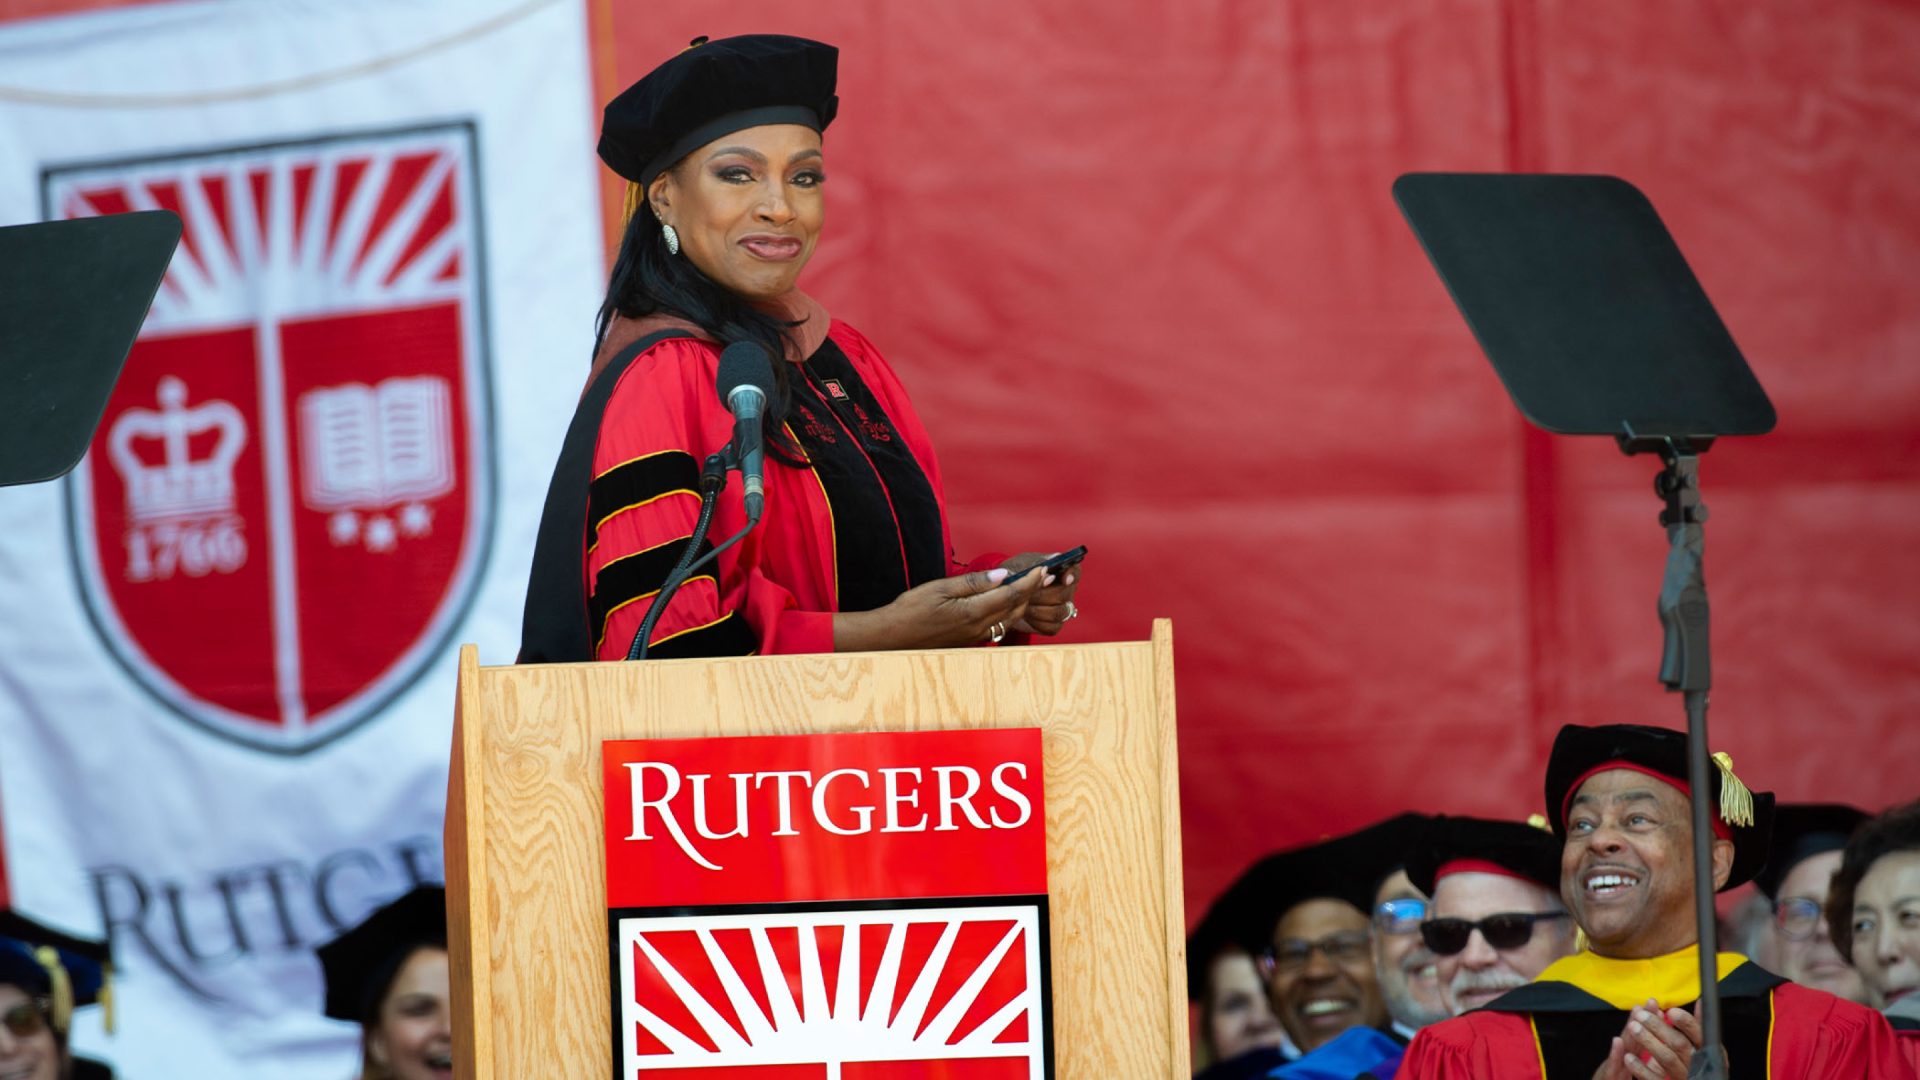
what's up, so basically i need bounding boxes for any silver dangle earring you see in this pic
[661,222,680,256]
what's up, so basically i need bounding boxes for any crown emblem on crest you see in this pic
[107,376,249,523]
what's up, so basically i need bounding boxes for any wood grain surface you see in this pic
[444,621,1188,1077]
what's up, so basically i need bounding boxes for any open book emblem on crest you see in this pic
[49,122,494,753]
[297,376,455,551]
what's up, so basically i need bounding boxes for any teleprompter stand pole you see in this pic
[1621,431,1725,1080]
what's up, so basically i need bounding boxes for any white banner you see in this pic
[0,1,602,1076]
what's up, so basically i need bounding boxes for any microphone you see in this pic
[715,341,775,522]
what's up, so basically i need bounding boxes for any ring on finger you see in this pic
[1065,600,1078,621]
[989,622,1006,643]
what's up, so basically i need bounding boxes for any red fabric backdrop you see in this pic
[2,0,1912,925]
[599,0,1920,923]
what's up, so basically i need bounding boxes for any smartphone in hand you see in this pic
[1001,545,1087,587]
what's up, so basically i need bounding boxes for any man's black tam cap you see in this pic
[599,34,840,188]
[317,885,447,1024]
[1750,802,1867,901]
[1225,813,1427,953]
[1187,855,1276,1001]
[1405,814,1563,896]
[1544,723,1775,891]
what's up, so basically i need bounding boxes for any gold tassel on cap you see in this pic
[99,964,115,1034]
[32,945,73,1034]
[1526,813,1551,832]
[1712,751,1755,828]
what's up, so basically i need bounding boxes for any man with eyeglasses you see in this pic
[1751,803,1872,1006]
[1370,867,1449,1034]
[1222,814,1442,1079]
[1403,815,1576,1017]
[1399,724,1913,1079]
[0,910,115,1080]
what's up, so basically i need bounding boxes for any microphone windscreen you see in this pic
[715,341,776,412]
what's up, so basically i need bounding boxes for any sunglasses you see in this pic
[1420,912,1569,956]
[2,1000,48,1038]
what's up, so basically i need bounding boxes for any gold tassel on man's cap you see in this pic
[99,963,115,1034]
[32,944,73,1033]
[1712,751,1755,828]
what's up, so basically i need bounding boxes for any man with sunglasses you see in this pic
[1404,815,1576,1017]
[0,911,114,1080]
[1751,803,1872,1006]
[1399,724,1913,1079]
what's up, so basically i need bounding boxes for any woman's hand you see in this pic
[1001,552,1083,637]
[832,567,1043,652]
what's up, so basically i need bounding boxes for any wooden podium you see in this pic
[445,620,1188,1077]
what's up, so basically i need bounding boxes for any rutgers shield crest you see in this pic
[47,123,493,753]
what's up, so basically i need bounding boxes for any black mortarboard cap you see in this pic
[1405,814,1562,896]
[1224,813,1427,953]
[1750,803,1867,901]
[0,910,112,1034]
[598,34,840,188]
[316,885,447,1024]
[1187,857,1273,1002]
[1543,723,1775,891]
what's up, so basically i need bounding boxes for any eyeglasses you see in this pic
[1419,912,1569,956]
[1257,930,1373,977]
[2,1000,48,1038]
[1775,897,1826,941]
[1374,897,1429,936]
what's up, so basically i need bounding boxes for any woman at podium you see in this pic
[521,34,1082,662]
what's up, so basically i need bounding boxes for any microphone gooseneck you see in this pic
[715,341,775,523]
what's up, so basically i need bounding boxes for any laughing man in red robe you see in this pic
[1398,724,1914,1079]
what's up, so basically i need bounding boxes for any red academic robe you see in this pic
[1398,949,1917,1079]
[519,316,997,662]
[1893,1015,1920,1072]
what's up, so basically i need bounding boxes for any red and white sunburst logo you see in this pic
[45,123,493,753]
[604,730,1054,1079]
[617,904,1046,1078]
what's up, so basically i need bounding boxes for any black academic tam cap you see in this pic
[599,34,840,188]
[1405,815,1562,896]
[0,910,112,1034]
[1225,813,1427,953]
[1751,803,1868,901]
[1543,723,1775,891]
[1188,857,1274,1001]
[317,885,447,1024]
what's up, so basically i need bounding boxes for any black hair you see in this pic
[1825,797,1920,957]
[357,938,448,1027]
[595,195,804,463]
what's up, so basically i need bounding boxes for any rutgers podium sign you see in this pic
[602,729,1053,1079]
